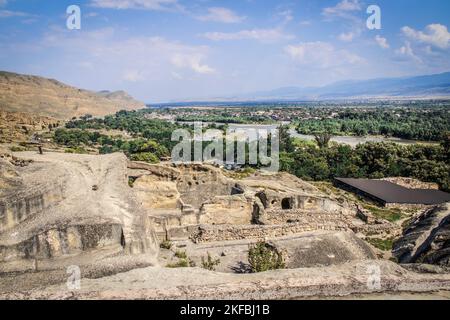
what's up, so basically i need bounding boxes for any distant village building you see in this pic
[334,178,450,207]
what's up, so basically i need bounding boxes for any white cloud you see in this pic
[41,28,216,78]
[0,10,32,18]
[402,24,450,49]
[323,0,364,41]
[338,32,355,42]
[123,69,145,82]
[285,41,364,68]
[171,71,183,80]
[203,28,294,43]
[196,7,245,24]
[171,53,215,74]
[277,9,293,24]
[322,0,361,18]
[90,0,181,11]
[375,35,389,49]
[395,41,422,63]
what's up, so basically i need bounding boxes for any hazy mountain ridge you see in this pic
[0,71,145,119]
[221,72,450,102]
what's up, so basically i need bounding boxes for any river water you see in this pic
[287,129,435,147]
[176,121,437,147]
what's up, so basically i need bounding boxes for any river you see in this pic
[176,121,438,147]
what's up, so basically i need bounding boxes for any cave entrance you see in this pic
[120,229,126,248]
[281,198,293,210]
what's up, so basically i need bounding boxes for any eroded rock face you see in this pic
[128,162,368,243]
[0,152,158,273]
[0,157,22,193]
[176,164,236,209]
[0,72,145,119]
[199,195,254,225]
[134,176,181,210]
[0,224,123,264]
[393,203,450,266]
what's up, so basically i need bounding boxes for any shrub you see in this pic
[166,260,189,268]
[201,252,221,271]
[366,237,394,251]
[248,242,285,273]
[175,250,187,259]
[65,146,87,154]
[128,177,137,188]
[129,152,159,164]
[160,240,173,250]
[9,146,27,152]
[166,250,196,268]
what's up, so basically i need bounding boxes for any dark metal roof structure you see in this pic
[335,178,450,205]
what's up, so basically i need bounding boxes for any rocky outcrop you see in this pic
[0,152,158,273]
[199,195,254,225]
[393,203,450,266]
[128,162,377,243]
[4,260,450,300]
[0,157,22,193]
[176,164,236,209]
[134,176,181,210]
[278,231,377,268]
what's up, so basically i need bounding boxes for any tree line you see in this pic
[296,107,450,141]
[280,127,450,192]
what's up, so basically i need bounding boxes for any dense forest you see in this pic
[296,107,450,141]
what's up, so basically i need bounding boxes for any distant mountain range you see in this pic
[204,72,450,102]
[1,71,449,118]
[0,71,145,119]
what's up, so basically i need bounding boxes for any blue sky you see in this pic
[0,0,449,102]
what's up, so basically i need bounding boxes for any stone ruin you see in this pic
[128,161,393,243]
[127,161,394,270]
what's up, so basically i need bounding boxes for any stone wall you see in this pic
[264,209,347,226]
[189,222,349,243]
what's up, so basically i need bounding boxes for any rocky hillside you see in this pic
[0,110,61,143]
[393,203,450,266]
[0,71,145,119]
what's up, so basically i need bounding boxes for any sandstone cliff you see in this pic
[0,71,145,119]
